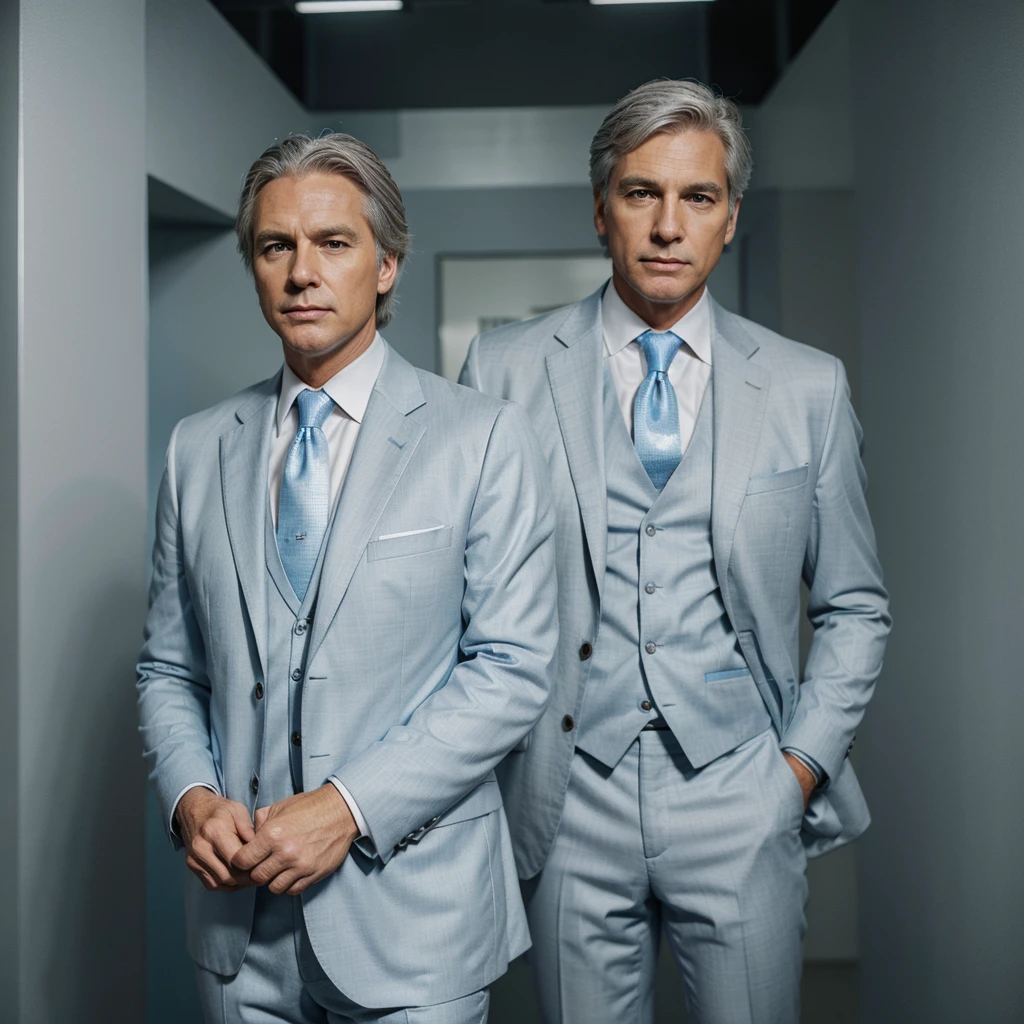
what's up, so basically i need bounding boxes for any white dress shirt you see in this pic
[601,280,712,448]
[172,334,385,841]
[601,282,824,787]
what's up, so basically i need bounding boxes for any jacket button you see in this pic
[250,773,259,794]
[294,619,307,636]
[291,731,302,747]
[578,641,593,661]
[291,668,302,682]
[562,715,575,732]
[646,524,656,537]
[645,582,656,595]
[645,642,657,655]
[254,681,264,700]
[640,700,652,712]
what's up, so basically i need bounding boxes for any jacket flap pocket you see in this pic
[746,464,809,495]
[367,524,453,562]
[434,779,503,829]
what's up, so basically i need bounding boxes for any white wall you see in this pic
[3,1,149,1021]
[852,1,1024,1020]
[147,0,309,217]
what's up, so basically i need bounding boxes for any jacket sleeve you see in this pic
[136,422,220,847]
[333,401,558,863]
[780,359,892,783]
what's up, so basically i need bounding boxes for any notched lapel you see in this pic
[547,291,608,595]
[220,377,280,678]
[307,348,426,662]
[710,306,769,609]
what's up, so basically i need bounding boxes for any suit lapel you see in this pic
[307,345,426,663]
[220,373,281,679]
[710,300,769,612]
[546,289,608,596]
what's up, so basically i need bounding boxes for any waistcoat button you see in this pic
[294,620,307,636]
[645,582,656,595]
[254,681,264,700]
[645,642,657,655]
[250,773,259,794]
[291,731,302,747]
[646,524,656,537]
[291,669,302,682]
[640,700,652,712]
[561,715,575,732]
[578,641,593,661]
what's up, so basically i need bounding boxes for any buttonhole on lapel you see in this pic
[388,436,405,449]
[307,753,331,759]
[745,379,762,390]
[294,533,306,541]
[308,675,328,681]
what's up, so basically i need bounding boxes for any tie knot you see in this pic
[636,329,683,376]
[296,388,335,430]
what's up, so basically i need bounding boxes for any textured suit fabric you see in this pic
[459,286,891,877]
[194,890,491,1024]
[138,343,557,1008]
[525,727,807,1024]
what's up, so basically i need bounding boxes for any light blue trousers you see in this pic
[195,889,490,1024]
[524,727,808,1024]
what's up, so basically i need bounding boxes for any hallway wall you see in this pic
[852,1,1024,1020]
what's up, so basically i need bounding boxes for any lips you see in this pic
[282,306,331,320]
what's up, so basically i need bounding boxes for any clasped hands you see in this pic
[176,784,359,896]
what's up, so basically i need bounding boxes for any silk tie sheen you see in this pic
[633,329,684,489]
[277,388,336,601]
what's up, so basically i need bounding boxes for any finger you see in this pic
[191,838,237,887]
[186,854,222,892]
[284,872,320,896]
[231,803,257,842]
[248,851,296,887]
[268,867,307,896]
[209,826,246,868]
[231,833,273,873]
[253,805,270,832]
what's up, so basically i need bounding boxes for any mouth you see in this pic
[281,306,331,321]
[640,257,689,269]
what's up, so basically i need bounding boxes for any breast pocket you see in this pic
[746,464,809,495]
[366,524,453,562]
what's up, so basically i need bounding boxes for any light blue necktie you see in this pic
[277,388,335,601]
[634,329,684,490]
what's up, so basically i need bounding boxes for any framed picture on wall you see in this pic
[436,252,611,382]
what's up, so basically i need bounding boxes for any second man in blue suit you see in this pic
[137,133,557,1024]
[461,80,891,1024]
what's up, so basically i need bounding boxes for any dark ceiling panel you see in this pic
[209,0,838,111]
[303,2,707,110]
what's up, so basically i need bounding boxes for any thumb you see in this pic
[231,803,256,843]
[253,805,271,831]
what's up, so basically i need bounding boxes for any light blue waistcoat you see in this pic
[577,368,772,770]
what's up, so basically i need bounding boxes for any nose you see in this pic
[288,242,321,290]
[652,198,685,245]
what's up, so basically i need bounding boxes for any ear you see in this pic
[593,188,608,240]
[376,251,399,295]
[723,195,742,246]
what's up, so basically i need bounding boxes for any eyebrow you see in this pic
[616,176,725,199]
[253,225,361,249]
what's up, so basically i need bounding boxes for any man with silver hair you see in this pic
[138,132,557,1023]
[461,80,890,1022]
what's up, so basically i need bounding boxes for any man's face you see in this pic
[251,172,397,363]
[594,129,739,310]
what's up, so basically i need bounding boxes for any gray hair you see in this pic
[590,79,753,209]
[236,132,411,328]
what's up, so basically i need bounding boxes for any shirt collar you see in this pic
[276,332,386,434]
[601,279,713,366]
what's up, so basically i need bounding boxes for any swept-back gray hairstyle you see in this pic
[590,79,753,209]
[236,132,411,328]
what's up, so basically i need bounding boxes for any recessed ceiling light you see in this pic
[590,0,713,5]
[295,1,403,13]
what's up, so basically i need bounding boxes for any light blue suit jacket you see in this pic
[460,287,891,875]
[137,343,557,1006]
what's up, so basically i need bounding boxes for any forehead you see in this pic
[253,171,368,229]
[613,130,728,186]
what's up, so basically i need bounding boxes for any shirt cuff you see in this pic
[328,777,369,840]
[170,782,220,838]
[781,747,826,787]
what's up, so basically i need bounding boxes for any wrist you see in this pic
[322,783,360,843]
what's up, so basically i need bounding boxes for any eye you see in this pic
[689,194,712,205]
[628,189,653,200]
[264,242,289,255]
[325,239,348,250]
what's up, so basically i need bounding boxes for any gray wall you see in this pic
[852,1,1024,1020]
[2,1,148,1020]
[0,0,20,1009]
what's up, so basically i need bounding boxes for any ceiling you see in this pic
[210,0,838,111]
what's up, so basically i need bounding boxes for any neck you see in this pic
[612,270,706,332]
[284,318,376,389]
